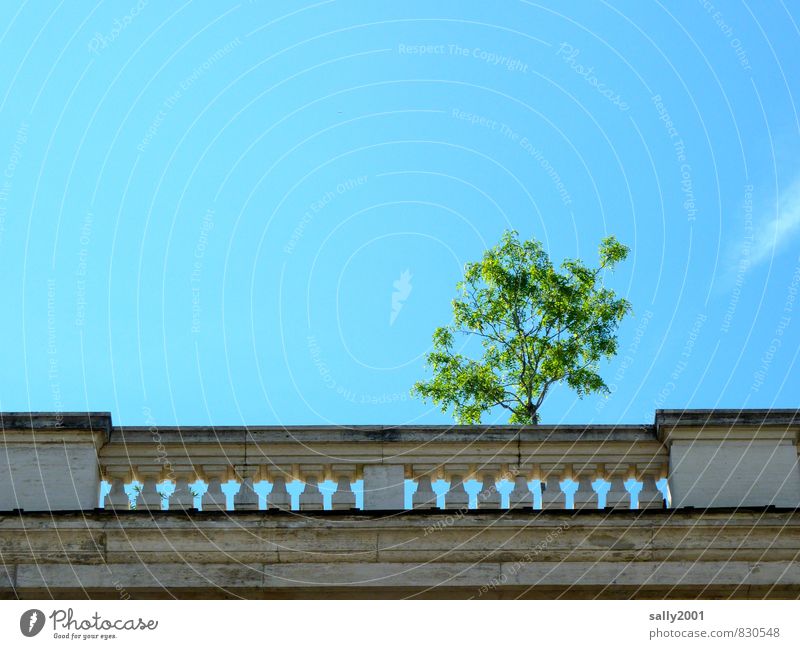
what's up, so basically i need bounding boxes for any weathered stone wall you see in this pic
[1,509,798,599]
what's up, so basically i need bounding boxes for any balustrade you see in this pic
[2,410,799,513]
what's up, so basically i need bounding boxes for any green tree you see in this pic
[412,230,631,424]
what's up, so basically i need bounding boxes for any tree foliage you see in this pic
[411,230,631,424]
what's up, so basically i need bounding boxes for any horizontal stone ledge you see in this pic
[4,585,796,599]
[3,409,797,448]
[2,506,799,524]
[656,408,800,427]
[656,409,800,443]
[4,560,799,591]
[3,545,796,566]
[2,510,798,568]
[105,424,656,444]
[97,431,667,473]
[0,411,112,431]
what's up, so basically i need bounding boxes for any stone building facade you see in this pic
[1,409,799,598]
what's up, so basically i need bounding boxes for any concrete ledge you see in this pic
[656,408,800,427]
[1,509,798,599]
[656,409,800,443]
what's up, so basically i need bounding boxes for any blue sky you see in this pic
[0,1,798,427]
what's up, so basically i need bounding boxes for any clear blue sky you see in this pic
[0,1,798,427]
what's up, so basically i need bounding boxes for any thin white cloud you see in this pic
[749,180,800,269]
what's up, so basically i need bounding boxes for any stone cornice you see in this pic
[2,509,798,598]
[99,424,666,482]
[0,411,110,447]
[2,409,797,493]
[655,409,800,444]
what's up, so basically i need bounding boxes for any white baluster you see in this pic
[572,476,596,510]
[270,476,292,510]
[638,476,665,509]
[542,475,563,509]
[447,474,469,510]
[413,476,436,509]
[169,477,195,510]
[106,478,130,509]
[302,476,324,510]
[510,475,532,509]
[139,478,163,510]
[204,477,225,510]
[236,477,259,510]
[478,473,501,508]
